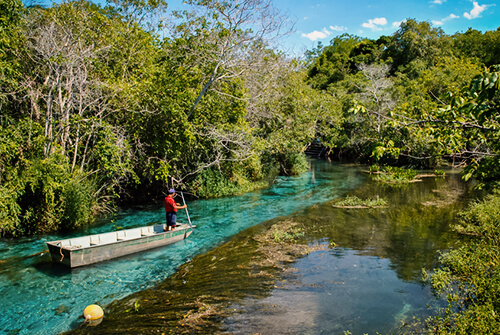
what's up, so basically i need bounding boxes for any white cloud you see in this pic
[302,30,328,41]
[432,13,459,26]
[464,2,487,20]
[362,17,388,31]
[432,0,446,4]
[330,25,348,32]
[392,20,403,28]
[302,28,332,41]
[302,26,348,41]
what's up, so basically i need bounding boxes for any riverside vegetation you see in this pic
[1,0,500,333]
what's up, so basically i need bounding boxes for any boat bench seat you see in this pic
[141,227,155,236]
[90,235,100,245]
[98,232,117,245]
[116,231,126,241]
[124,228,142,239]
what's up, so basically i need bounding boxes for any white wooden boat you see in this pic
[46,223,194,268]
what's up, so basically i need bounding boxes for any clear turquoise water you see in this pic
[0,160,364,335]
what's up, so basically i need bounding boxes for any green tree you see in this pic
[0,0,24,122]
[384,19,451,76]
[171,0,292,120]
[453,28,500,68]
[307,33,363,90]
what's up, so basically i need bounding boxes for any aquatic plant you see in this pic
[334,195,388,208]
[434,169,445,177]
[270,226,305,243]
[372,166,419,185]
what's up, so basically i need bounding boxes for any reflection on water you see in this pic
[0,159,364,335]
[223,171,478,334]
[225,249,433,335]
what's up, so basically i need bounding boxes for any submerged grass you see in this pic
[64,219,330,335]
[333,195,388,208]
[62,173,470,335]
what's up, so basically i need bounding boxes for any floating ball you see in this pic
[83,304,104,321]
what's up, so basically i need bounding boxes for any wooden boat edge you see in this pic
[46,224,195,268]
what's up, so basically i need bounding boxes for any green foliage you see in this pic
[426,191,500,334]
[453,28,500,67]
[384,19,450,75]
[188,161,269,198]
[272,152,309,176]
[0,119,102,236]
[0,0,24,112]
[372,166,418,185]
[335,195,387,207]
[1,151,99,236]
[305,20,499,176]
[307,33,364,89]
[434,170,445,177]
[270,226,304,243]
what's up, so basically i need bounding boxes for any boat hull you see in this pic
[46,225,193,268]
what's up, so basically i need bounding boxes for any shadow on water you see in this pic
[32,260,73,278]
[63,169,481,335]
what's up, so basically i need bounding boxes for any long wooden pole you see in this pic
[180,191,194,233]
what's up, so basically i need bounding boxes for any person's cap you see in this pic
[168,189,175,194]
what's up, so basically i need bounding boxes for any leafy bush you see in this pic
[425,191,500,334]
[13,155,99,235]
[373,166,418,184]
[269,152,309,176]
[189,162,269,198]
[59,174,98,231]
[0,120,99,236]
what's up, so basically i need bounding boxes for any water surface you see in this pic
[0,159,363,335]
[223,169,475,334]
[65,163,477,335]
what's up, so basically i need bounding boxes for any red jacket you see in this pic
[164,196,176,212]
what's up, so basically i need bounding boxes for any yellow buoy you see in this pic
[83,304,104,326]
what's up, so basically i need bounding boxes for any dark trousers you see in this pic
[166,211,177,227]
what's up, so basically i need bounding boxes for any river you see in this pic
[0,159,478,334]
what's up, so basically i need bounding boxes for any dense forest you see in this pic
[2,0,499,238]
[1,0,500,333]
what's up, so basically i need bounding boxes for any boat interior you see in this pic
[52,224,186,249]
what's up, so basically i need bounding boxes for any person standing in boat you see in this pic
[164,189,186,231]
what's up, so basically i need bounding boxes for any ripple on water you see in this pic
[0,159,364,335]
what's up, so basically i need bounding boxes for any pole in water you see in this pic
[180,191,194,232]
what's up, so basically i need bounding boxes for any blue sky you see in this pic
[271,0,499,54]
[39,0,499,55]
